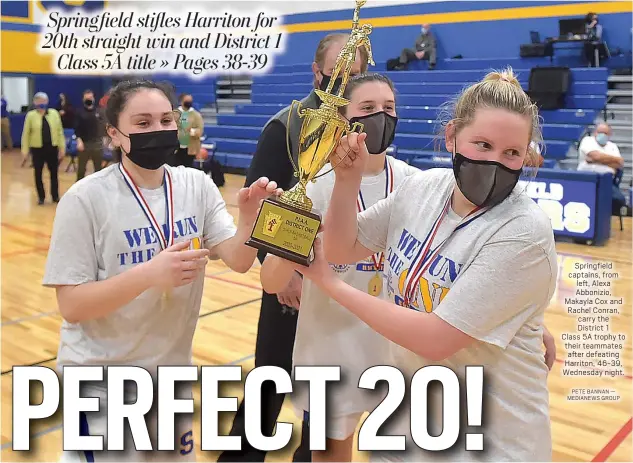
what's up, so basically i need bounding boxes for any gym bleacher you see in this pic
[200,57,608,174]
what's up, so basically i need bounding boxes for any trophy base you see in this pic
[245,196,321,267]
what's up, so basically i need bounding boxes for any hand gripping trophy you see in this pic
[246,0,374,266]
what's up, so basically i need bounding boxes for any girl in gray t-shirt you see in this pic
[45,79,281,462]
[295,68,558,462]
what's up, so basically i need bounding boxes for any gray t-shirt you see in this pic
[357,168,557,462]
[292,157,419,418]
[43,164,237,374]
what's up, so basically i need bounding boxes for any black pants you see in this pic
[77,141,103,181]
[399,47,436,68]
[32,146,59,202]
[218,293,311,462]
[584,41,602,67]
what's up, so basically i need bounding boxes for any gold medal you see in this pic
[368,272,383,297]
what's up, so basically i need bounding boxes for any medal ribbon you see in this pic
[402,193,489,307]
[119,163,174,250]
[356,157,394,272]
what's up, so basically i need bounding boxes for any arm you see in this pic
[323,133,376,264]
[201,172,281,273]
[55,264,153,323]
[74,111,85,150]
[21,112,31,155]
[301,235,554,361]
[44,190,153,323]
[586,150,624,169]
[55,111,65,156]
[260,254,297,294]
[191,111,204,139]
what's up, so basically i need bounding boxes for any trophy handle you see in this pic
[285,100,303,178]
[313,121,365,180]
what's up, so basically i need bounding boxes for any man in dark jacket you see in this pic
[74,89,103,180]
[217,32,368,462]
[395,23,437,70]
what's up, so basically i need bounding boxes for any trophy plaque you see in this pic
[245,0,374,266]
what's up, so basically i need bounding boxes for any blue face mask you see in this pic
[596,133,609,146]
[421,27,427,34]
[36,103,47,110]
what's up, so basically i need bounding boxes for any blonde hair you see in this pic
[312,33,369,88]
[439,67,543,168]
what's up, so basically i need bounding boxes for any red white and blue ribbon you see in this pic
[402,193,489,307]
[119,163,174,250]
[357,157,394,272]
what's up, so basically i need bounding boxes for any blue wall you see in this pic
[275,1,632,67]
[30,75,108,108]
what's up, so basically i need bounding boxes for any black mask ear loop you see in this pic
[110,125,130,156]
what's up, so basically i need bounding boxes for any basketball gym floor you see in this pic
[1,150,631,462]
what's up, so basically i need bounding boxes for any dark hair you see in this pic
[179,92,192,102]
[338,73,396,115]
[104,79,176,161]
[585,12,596,23]
[83,89,94,96]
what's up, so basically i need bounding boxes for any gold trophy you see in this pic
[245,0,374,266]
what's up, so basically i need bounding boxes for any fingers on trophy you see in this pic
[244,0,373,266]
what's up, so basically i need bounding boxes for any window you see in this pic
[1,76,32,113]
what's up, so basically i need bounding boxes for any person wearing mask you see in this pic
[75,89,104,180]
[57,93,75,129]
[172,93,204,168]
[577,122,625,213]
[261,73,558,462]
[217,33,369,463]
[1,93,12,150]
[577,123,623,175]
[21,92,65,204]
[584,12,604,67]
[259,73,417,462]
[46,79,280,462]
[296,68,558,462]
[394,24,437,70]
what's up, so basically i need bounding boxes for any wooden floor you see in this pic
[1,150,631,462]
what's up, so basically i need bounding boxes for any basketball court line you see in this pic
[0,352,257,451]
[0,297,262,376]
[591,417,632,462]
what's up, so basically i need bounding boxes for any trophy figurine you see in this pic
[245,0,374,266]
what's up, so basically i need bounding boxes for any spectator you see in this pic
[584,12,604,67]
[1,92,12,150]
[171,92,203,168]
[394,23,436,70]
[21,92,65,204]
[74,89,104,180]
[577,123,623,175]
[57,93,75,129]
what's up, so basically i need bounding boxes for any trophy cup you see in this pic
[245,0,374,266]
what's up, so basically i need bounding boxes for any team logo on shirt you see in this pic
[330,263,351,273]
[262,212,283,238]
[386,228,463,313]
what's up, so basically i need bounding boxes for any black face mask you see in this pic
[118,129,179,170]
[182,101,192,110]
[349,111,398,154]
[84,99,94,107]
[319,72,342,94]
[452,150,522,208]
